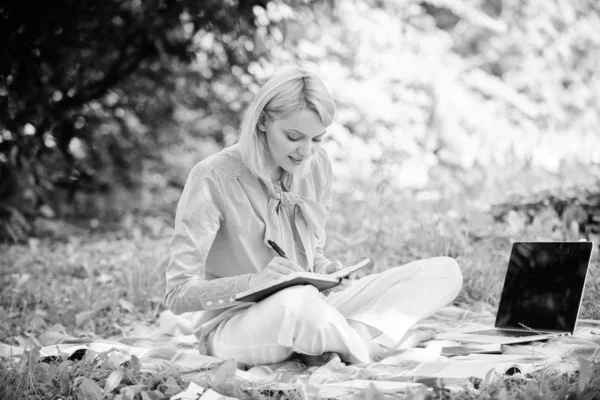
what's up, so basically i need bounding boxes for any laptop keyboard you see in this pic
[469,329,544,337]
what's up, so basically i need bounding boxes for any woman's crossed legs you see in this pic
[209,256,463,366]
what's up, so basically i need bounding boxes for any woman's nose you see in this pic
[298,141,311,157]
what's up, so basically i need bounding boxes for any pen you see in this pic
[267,239,289,260]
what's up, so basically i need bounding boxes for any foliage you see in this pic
[262,0,600,198]
[0,0,298,240]
[2,351,599,399]
[2,0,600,243]
[0,347,190,400]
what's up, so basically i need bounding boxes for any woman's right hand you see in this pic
[248,257,304,289]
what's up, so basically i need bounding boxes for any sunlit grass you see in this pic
[0,233,169,342]
[0,170,599,399]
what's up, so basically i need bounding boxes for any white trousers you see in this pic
[209,257,463,366]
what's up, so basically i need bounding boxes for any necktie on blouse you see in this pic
[263,180,326,270]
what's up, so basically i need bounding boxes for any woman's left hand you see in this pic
[321,260,354,295]
[322,260,345,274]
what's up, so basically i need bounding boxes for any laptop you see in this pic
[437,241,594,344]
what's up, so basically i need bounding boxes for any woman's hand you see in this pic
[321,260,345,274]
[249,257,304,289]
[321,260,354,295]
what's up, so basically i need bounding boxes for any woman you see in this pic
[164,66,463,366]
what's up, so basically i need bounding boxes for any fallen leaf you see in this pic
[124,354,141,375]
[59,363,72,395]
[37,330,71,346]
[75,310,96,327]
[211,359,237,397]
[26,347,41,375]
[119,299,135,313]
[160,376,181,397]
[77,376,103,400]
[33,363,52,385]
[578,357,593,392]
[198,388,239,400]
[120,384,146,397]
[140,391,153,400]
[27,314,48,331]
[170,381,206,400]
[104,368,125,394]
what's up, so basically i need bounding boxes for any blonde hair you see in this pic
[238,66,336,181]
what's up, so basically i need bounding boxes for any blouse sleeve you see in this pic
[313,149,334,274]
[164,163,251,315]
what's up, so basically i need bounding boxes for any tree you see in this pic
[0,0,286,241]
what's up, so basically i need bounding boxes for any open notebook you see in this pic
[235,258,371,302]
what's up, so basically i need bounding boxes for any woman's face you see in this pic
[262,109,327,179]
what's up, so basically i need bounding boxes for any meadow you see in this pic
[1,167,599,399]
[2,0,600,397]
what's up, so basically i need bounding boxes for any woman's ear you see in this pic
[257,112,266,132]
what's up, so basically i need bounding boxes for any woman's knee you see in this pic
[266,285,340,353]
[268,285,324,317]
[267,285,340,335]
[210,286,330,365]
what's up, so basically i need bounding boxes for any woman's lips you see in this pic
[289,156,304,165]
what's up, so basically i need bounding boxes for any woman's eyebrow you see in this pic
[285,128,328,137]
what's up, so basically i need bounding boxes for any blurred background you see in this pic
[1,0,600,330]
[1,0,599,232]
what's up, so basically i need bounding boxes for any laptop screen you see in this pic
[495,241,593,333]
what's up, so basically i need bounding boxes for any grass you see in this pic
[1,176,599,399]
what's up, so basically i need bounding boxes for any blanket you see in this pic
[2,306,599,399]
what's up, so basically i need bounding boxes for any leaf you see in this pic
[498,388,510,400]
[104,368,125,394]
[77,376,104,400]
[27,314,48,331]
[125,354,141,375]
[211,359,237,397]
[33,363,52,385]
[170,382,205,400]
[26,346,41,375]
[160,376,181,397]
[60,366,72,396]
[119,299,135,313]
[578,357,593,392]
[37,329,71,346]
[75,310,96,327]
[149,390,166,399]
[120,384,145,397]
[408,385,430,400]
[140,391,153,400]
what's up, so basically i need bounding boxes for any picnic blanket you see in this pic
[2,306,599,399]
